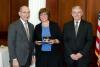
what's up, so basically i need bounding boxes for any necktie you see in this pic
[24,22,30,40]
[75,22,78,35]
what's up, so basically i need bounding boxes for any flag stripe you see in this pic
[95,12,100,67]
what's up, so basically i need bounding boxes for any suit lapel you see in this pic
[28,23,31,40]
[28,23,33,41]
[19,20,29,40]
[70,22,76,38]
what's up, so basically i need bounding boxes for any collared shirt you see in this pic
[74,20,81,29]
[20,18,30,40]
[20,18,28,28]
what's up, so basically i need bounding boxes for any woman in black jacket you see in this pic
[34,8,63,67]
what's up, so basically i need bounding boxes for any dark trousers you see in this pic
[36,52,63,67]
[67,59,90,67]
[21,55,31,67]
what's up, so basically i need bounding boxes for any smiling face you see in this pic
[18,6,30,22]
[39,8,50,23]
[40,12,48,22]
[71,6,83,21]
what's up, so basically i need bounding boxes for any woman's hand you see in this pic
[35,41,42,45]
[49,39,60,44]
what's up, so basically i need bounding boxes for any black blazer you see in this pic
[63,20,93,63]
[34,21,63,54]
[8,19,34,65]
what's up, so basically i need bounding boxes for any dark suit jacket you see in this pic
[34,21,63,54]
[8,19,34,65]
[63,19,93,63]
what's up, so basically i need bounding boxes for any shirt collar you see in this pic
[74,20,81,26]
[74,20,81,23]
[20,18,27,25]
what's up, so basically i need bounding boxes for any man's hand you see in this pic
[70,53,83,61]
[12,59,19,67]
[76,53,83,60]
[70,54,78,60]
[31,56,36,64]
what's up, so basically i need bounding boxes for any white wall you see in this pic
[28,1,46,66]
[29,0,46,27]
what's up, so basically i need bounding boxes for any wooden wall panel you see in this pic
[11,0,28,22]
[0,0,100,42]
[58,0,100,35]
[74,0,87,19]
[0,0,28,45]
[86,0,96,35]
[0,0,28,32]
[59,0,75,29]
[58,0,86,30]
[46,0,58,22]
[0,0,10,32]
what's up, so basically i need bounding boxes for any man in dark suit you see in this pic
[63,6,93,67]
[8,6,35,67]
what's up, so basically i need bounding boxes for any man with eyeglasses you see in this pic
[8,5,35,67]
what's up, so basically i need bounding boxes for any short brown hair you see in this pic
[39,8,50,20]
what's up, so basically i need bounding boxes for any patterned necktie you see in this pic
[24,22,30,40]
[75,22,78,36]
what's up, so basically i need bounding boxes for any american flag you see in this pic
[95,12,100,67]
